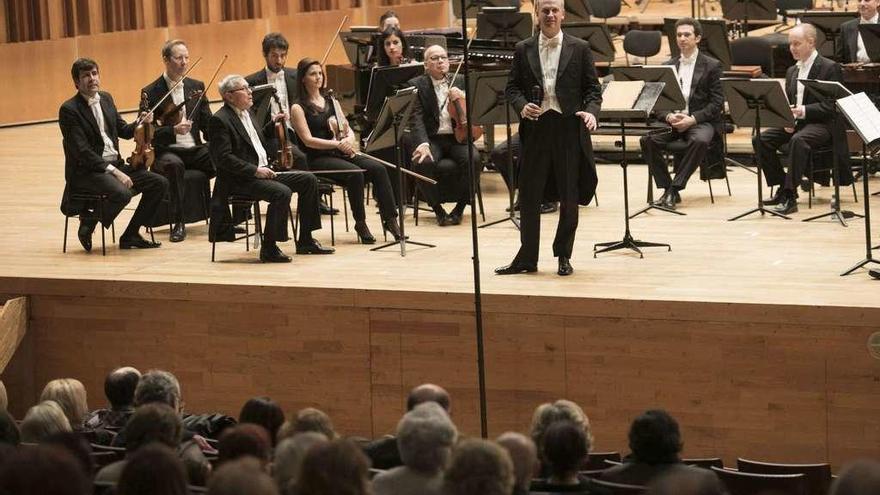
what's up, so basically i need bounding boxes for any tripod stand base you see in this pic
[593,231,671,258]
[802,208,862,226]
[479,214,521,230]
[371,239,436,256]
[726,157,757,175]
[630,202,686,219]
[728,205,791,221]
[841,257,880,276]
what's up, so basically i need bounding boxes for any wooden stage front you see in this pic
[1,121,879,469]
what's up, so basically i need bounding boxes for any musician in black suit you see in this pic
[639,18,724,210]
[836,0,879,63]
[409,45,480,226]
[753,23,851,215]
[208,75,333,262]
[142,39,215,242]
[59,58,168,252]
[496,0,602,276]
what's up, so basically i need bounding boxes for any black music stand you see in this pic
[563,0,592,23]
[364,87,435,256]
[471,70,520,230]
[859,24,880,62]
[594,81,673,258]
[723,78,795,221]
[365,63,424,123]
[837,92,880,275]
[453,0,520,19]
[341,31,376,67]
[477,7,533,46]
[797,12,857,57]
[799,79,862,226]
[563,23,616,63]
[720,0,776,37]
[664,18,732,70]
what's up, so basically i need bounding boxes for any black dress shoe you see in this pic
[774,196,798,215]
[355,221,376,244]
[672,190,682,204]
[763,188,785,206]
[495,262,538,275]
[436,212,450,226]
[120,234,161,249]
[800,178,812,193]
[540,202,558,214]
[78,217,97,252]
[870,268,880,280]
[170,223,186,243]
[296,239,335,255]
[260,244,292,263]
[448,212,463,225]
[557,256,573,276]
[319,201,339,215]
[656,190,675,209]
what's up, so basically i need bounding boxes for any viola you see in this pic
[155,89,204,127]
[446,77,482,144]
[128,91,155,171]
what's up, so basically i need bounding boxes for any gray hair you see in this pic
[529,399,593,455]
[218,75,247,96]
[274,432,329,493]
[397,402,458,473]
[20,400,72,442]
[793,22,818,43]
[496,432,538,491]
[134,369,181,409]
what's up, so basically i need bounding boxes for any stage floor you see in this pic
[1,121,878,309]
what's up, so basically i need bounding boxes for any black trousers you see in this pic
[412,134,479,208]
[491,133,521,191]
[309,153,397,224]
[69,165,168,236]
[153,146,214,223]
[753,124,831,190]
[640,122,715,191]
[516,112,581,264]
[227,172,320,244]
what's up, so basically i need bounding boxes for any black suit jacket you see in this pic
[657,52,724,130]
[142,76,211,150]
[207,104,270,184]
[837,18,861,63]
[407,73,465,146]
[245,67,298,129]
[506,32,603,205]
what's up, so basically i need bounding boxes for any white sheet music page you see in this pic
[837,92,880,147]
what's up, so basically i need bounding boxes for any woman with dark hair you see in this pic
[116,444,189,495]
[290,58,401,244]
[296,438,372,495]
[529,421,609,493]
[377,27,411,67]
[239,396,284,445]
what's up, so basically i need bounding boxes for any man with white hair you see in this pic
[208,74,332,262]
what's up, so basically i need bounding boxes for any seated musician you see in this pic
[379,10,401,32]
[753,24,850,215]
[142,39,215,242]
[208,75,333,262]
[408,45,481,226]
[837,0,879,64]
[289,58,403,243]
[377,27,412,67]
[490,133,558,214]
[639,18,723,210]
[59,58,168,252]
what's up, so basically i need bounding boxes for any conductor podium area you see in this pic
[1,117,879,469]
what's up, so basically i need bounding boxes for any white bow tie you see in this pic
[540,36,559,50]
[87,94,101,106]
[267,71,283,83]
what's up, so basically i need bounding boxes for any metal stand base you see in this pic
[479,215,520,229]
[729,205,791,221]
[594,231,671,258]
[841,257,880,276]
[630,202,686,219]
[802,207,862,226]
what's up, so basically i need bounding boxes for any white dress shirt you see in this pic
[795,49,819,118]
[539,30,563,114]
[857,13,879,63]
[432,76,454,135]
[83,93,120,166]
[266,68,292,128]
[677,49,699,114]
[163,73,196,148]
[238,108,269,168]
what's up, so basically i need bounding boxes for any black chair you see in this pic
[623,30,662,66]
[776,144,857,209]
[412,171,485,225]
[736,458,831,495]
[589,0,622,23]
[210,194,263,262]
[62,192,116,256]
[730,36,775,77]
[584,451,623,471]
[712,466,807,495]
[664,130,732,203]
[590,478,648,494]
[682,457,724,469]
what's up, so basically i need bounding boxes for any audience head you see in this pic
[396,402,458,473]
[789,23,818,62]
[378,27,409,66]
[240,396,285,445]
[0,380,7,410]
[208,457,280,495]
[124,403,183,453]
[379,9,400,31]
[104,367,141,410]
[530,399,592,461]
[0,445,90,495]
[444,438,515,495]
[20,400,72,443]
[628,409,682,464]
[297,439,372,495]
[134,369,181,411]
[0,410,20,446]
[407,383,451,412]
[290,407,337,439]
[831,459,880,495]
[542,421,589,480]
[496,432,538,492]
[859,0,880,21]
[70,58,100,96]
[43,431,94,480]
[117,443,189,495]
[274,432,329,494]
[218,75,253,110]
[262,32,290,72]
[218,423,273,467]
[40,378,89,429]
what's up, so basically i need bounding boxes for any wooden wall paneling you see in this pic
[143,0,158,27]
[87,0,103,34]
[269,10,359,66]
[365,0,448,30]
[0,0,7,43]
[48,0,67,39]
[75,28,169,111]
[207,0,223,23]
[0,38,78,123]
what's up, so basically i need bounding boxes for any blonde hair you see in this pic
[529,399,593,454]
[20,400,72,442]
[40,378,89,429]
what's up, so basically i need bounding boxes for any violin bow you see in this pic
[439,31,475,110]
[187,55,228,121]
[320,16,349,67]
[137,56,203,125]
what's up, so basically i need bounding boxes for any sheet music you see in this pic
[837,92,880,145]
[602,80,645,110]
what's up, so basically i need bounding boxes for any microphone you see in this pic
[250,83,277,93]
[530,85,543,105]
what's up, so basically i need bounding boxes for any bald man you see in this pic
[85,366,142,430]
[497,432,538,495]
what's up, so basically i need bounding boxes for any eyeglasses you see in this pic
[230,86,251,93]
[428,55,449,62]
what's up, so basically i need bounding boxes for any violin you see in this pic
[272,92,296,170]
[326,90,356,159]
[128,91,155,171]
[445,75,482,145]
[155,89,204,127]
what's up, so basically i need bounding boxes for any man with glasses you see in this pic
[408,45,481,226]
[208,75,332,262]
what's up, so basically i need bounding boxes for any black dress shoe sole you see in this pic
[119,239,162,249]
[170,233,186,243]
[260,255,292,263]
[78,235,93,252]
[296,247,335,255]
[495,265,538,275]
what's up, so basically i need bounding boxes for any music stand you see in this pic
[365,63,424,123]
[664,18,732,70]
[797,12,857,57]
[859,24,880,62]
[340,31,376,67]
[476,8,533,46]
[723,78,795,221]
[594,81,673,258]
[469,70,520,230]
[720,0,777,37]
[453,0,520,19]
[563,0,592,24]
[563,23,616,63]
[364,87,435,256]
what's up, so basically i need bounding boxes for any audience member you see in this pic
[20,400,72,443]
[530,421,608,493]
[240,396,285,445]
[646,468,725,495]
[372,402,457,495]
[496,432,539,495]
[444,438,514,495]
[43,431,95,481]
[218,423,272,468]
[831,459,880,495]
[274,432,329,495]
[288,407,337,439]
[297,439,372,495]
[117,443,189,495]
[530,399,592,475]
[0,410,20,446]
[0,444,90,495]
[40,379,89,431]
[133,369,182,409]
[95,402,183,483]
[208,457,280,495]
[86,367,141,430]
